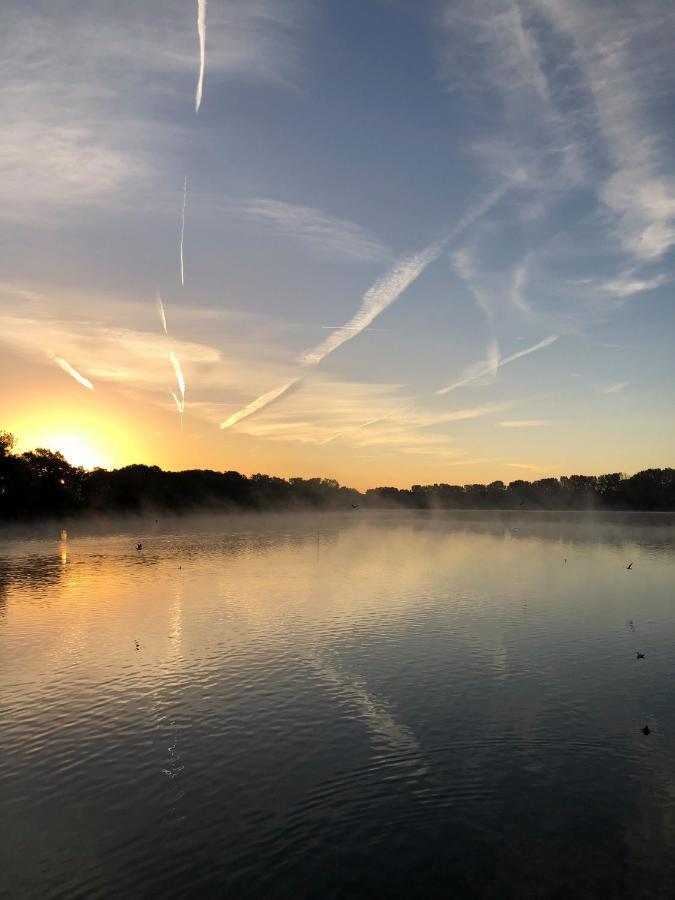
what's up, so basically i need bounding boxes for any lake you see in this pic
[1,511,675,898]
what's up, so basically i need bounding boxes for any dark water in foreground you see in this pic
[1,511,675,899]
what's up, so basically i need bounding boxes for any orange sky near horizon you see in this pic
[2,1,675,495]
[3,344,673,491]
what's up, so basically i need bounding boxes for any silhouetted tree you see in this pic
[1,428,673,520]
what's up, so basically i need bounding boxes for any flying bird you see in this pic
[351,504,360,510]
[626,562,633,570]
[136,543,142,551]
[636,652,645,659]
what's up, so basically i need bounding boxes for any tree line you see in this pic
[1,430,674,520]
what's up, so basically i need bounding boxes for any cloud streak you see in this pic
[195,0,207,112]
[437,334,559,395]
[220,184,510,431]
[169,349,186,429]
[595,381,629,395]
[53,356,94,391]
[300,242,444,367]
[220,378,301,431]
[499,419,549,428]
[301,184,510,369]
[180,176,187,286]
[601,273,667,298]
[156,290,168,334]
[234,198,390,263]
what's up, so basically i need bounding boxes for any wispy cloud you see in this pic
[595,381,630,395]
[601,273,667,298]
[510,261,531,313]
[453,248,494,322]
[301,184,510,369]
[504,462,553,472]
[221,185,510,431]
[179,176,188,286]
[499,419,549,428]
[321,399,514,449]
[531,0,675,261]
[233,198,391,263]
[0,1,309,223]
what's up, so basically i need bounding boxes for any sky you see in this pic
[1,0,674,489]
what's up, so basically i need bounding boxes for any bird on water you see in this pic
[642,725,650,735]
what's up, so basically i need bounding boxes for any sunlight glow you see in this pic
[44,433,109,470]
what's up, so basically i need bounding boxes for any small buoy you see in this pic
[642,725,650,735]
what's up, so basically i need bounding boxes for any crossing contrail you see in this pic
[169,349,186,430]
[195,0,207,112]
[220,184,510,431]
[436,334,559,395]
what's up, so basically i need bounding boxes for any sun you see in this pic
[43,433,110,470]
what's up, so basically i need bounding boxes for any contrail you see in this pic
[301,183,509,369]
[156,289,168,334]
[195,0,207,113]
[320,405,414,445]
[436,334,559,395]
[53,356,94,391]
[220,184,510,431]
[180,176,187,286]
[220,378,300,431]
[169,349,186,430]
[300,242,445,367]
[499,334,559,367]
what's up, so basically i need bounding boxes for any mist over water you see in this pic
[2,511,675,898]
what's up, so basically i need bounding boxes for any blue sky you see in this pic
[1,0,674,486]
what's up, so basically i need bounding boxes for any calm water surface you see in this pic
[2,511,675,898]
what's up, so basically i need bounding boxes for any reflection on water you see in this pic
[1,511,675,898]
